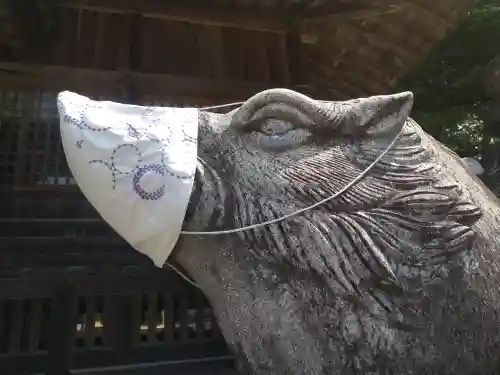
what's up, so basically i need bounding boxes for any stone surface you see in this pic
[177,89,500,374]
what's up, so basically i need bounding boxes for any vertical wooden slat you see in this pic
[49,8,62,64]
[47,283,77,375]
[74,8,85,67]
[162,21,194,76]
[131,294,142,346]
[286,28,304,87]
[33,91,43,184]
[0,301,5,353]
[93,13,107,68]
[102,296,112,347]
[39,93,48,184]
[0,89,9,183]
[40,299,52,351]
[28,299,43,353]
[129,14,143,71]
[43,93,53,185]
[84,10,99,67]
[74,298,84,347]
[116,14,133,71]
[12,91,27,184]
[54,119,63,186]
[241,30,253,81]
[56,8,76,65]
[178,293,190,341]
[0,85,4,114]
[107,295,133,354]
[85,296,96,348]
[146,293,158,344]
[162,293,174,342]
[149,18,169,74]
[249,31,271,82]
[8,299,24,354]
[196,25,212,78]
[208,26,226,79]
[14,91,36,184]
[0,88,3,105]
[195,294,206,340]
[224,28,246,81]
[276,34,291,86]
[196,24,226,79]
[95,296,105,347]
[140,19,154,72]
[185,23,200,76]
[128,14,143,103]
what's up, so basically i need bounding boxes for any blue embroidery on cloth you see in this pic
[132,164,166,200]
[61,101,195,199]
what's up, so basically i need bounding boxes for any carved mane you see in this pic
[225,93,482,326]
[175,89,500,374]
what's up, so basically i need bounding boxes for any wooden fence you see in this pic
[0,85,236,375]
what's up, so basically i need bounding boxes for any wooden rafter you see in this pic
[300,0,404,30]
[302,0,404,19]
[56,0,292,33]
[55,0,407,34]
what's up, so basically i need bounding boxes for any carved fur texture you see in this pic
[176,89,500,375]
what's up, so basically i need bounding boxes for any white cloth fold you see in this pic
[57,91,198,267]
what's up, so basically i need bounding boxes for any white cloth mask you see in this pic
[57,91,198,267]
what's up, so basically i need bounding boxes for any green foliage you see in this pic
[395,0,500,157]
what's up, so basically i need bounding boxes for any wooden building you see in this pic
[0,1,473,374]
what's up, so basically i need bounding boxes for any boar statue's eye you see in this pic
[258,119,295,136]
[248,117,311,153]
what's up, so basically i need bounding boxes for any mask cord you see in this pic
[180,126,403,236]
[165,262,201,289]
[198,99,331,111]
[171,101,402,288]
[199,102,244,110]
[168,127,403,290]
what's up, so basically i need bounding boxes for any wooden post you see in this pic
[127,13,142,103]
[13,92,35,185]
[286,26,304,88]
[108,294,133,354]
[277,33,291,86]
[46,282,77,375]
[210,27,226,80]
[92,13,107,68]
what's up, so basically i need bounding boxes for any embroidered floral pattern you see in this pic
[60,98,196,200]
[89,144,142,189]
[132,164,166,200]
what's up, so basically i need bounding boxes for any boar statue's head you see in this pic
[59,89,500,375]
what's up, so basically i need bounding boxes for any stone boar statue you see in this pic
[59,89,500,375]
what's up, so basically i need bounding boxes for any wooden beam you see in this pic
[276,34,291,86]
[302,0,403,19]
[286,26,305,86]
[46,283,77,375]
[0,62,276,100]
[56,0,291,33]
[92,12,107,68]
[127,13,143,102]
[116,14,134,71]
[301,2,403,30]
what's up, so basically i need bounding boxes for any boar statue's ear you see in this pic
[262,90,482,328]
[324,91,414,137]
